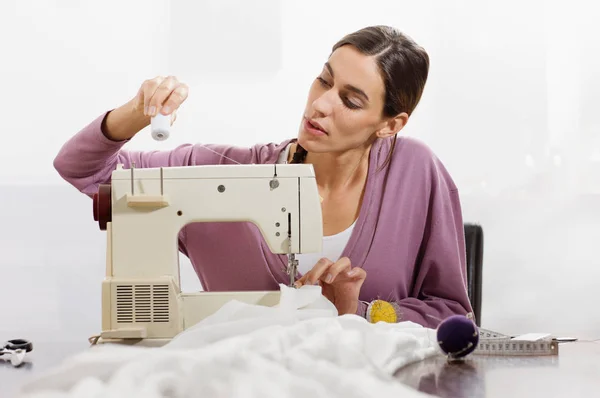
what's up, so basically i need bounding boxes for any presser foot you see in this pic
[286,254,299,288]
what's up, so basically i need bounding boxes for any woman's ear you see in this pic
[375,112,409,139]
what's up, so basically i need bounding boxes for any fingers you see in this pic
[138,76,187,117]
[160,83,189,116]
[147,76,178,116]
[322,256,351,284]
[344,266,366,281]
[296,257,364,287]
[141,76,164,116]
[300,257,334,286]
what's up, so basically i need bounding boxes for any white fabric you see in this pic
[277,143,356,274]
[19,285,439,398]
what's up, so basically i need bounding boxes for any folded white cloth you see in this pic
[19,285,438,398]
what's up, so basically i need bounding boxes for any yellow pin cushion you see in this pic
[367,300,398,323]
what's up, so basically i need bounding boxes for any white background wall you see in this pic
[0,0,599,343]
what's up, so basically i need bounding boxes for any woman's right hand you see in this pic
[103,76,189,141]
[133,75,189,118]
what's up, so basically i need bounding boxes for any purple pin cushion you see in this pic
[436,315,479,359]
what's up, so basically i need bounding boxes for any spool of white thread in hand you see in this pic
[151,113,171,141]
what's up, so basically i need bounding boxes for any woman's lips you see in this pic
[304,118,328,136]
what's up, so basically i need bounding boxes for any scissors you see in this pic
[0,339,33,367]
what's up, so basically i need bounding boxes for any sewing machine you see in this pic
[91,162,323,345]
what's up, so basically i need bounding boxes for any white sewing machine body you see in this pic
[93,162,323,345]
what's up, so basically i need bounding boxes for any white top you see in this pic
[277,144,355,275]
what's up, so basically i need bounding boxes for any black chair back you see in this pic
[464,223,483,326]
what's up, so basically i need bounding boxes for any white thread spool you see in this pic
[151,113,171,141]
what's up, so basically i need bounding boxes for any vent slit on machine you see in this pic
[116,284,170,323]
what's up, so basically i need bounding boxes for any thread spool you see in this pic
[151,113,171,141]
[436,315,479,360]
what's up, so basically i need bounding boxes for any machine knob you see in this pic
[93,193,98,221]
[93,184,112,231]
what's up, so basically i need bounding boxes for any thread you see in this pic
[149,114,243,166]
[195,144,243,165]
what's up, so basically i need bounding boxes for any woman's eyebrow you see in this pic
[324,62,370,102]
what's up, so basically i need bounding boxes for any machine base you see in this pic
[91,336,172,347]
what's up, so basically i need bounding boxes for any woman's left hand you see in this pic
[294,257,366,315]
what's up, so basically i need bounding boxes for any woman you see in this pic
[54,25,473,328]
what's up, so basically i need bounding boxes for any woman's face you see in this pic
[297,45,393,153]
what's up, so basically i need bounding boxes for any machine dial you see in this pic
[93,184,112,231]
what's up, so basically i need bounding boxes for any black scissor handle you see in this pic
[5,339,33,352]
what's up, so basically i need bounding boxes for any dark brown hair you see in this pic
[292,25,430,167]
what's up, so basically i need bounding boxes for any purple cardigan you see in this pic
[53,112,473,328]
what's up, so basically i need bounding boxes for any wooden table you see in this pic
[394,341,600,397]
[2,339,599,397]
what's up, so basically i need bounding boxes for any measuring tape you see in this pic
[473,328,559,356]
